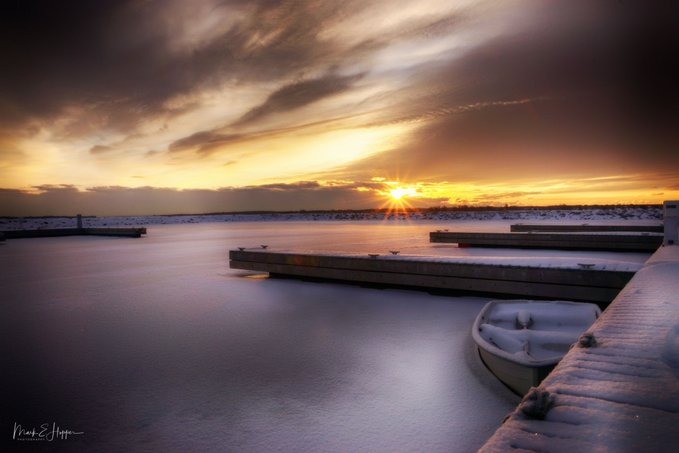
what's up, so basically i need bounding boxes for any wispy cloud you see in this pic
[0,181,386,216]
[89,145,113,155]
[168,132,246,154]
[233,73,365,127]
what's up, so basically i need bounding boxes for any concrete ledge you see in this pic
[479,245,679,452]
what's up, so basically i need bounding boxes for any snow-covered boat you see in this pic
[472,300,601,395]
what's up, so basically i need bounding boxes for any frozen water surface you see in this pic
[0,221,650,451]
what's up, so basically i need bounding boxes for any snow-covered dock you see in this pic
[1,214,147,239]
[229,250,638,304]
[430,231,662,252]
[510,223,663,233]
[1,227,147,239]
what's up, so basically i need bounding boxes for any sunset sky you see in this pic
[1,0,678,215]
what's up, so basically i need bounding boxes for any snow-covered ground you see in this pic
[0,205,663,230]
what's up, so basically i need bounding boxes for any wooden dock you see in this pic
[479,245,679,452]
[430,231,662,252]
[510,223,663,233]
[229,250,637,304]
[1,227,147,239]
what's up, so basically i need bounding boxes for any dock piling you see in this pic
[664,201,679,246]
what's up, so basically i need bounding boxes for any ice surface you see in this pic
[2,222,529,452]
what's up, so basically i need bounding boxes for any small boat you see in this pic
[472,299,601,395]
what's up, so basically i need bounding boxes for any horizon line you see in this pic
[0,203,664,219]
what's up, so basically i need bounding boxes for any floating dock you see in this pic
[229,250,637,304]
[510,223,663,233]
[1,227,147,239]
[0,214,146,239]
[430,231,662,252]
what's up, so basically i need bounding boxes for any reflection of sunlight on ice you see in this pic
[243,273,269,279]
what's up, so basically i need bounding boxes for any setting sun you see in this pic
[390,187,417,200]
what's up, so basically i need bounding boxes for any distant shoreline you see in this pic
[0,203,663,220]
[0,205,662,231]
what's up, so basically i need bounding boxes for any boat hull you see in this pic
[477,346,553,396]
[472,299,600,396]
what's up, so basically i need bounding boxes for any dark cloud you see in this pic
[0,0,186,133]
[0,181,385,216]
[472,191,543,202]
[0,0,359,134]
[165,71,365,156]
[0,0,125,123]
[168,131,246,155]
[32,184,79,192]
[334,0,679,183]
[334,100,620,182]
[255,181,321,190]
[0,0,463,142]
[166,110,363,157]
[339,181,387,191]
[234,73,364,126]
[89,145,113,155]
